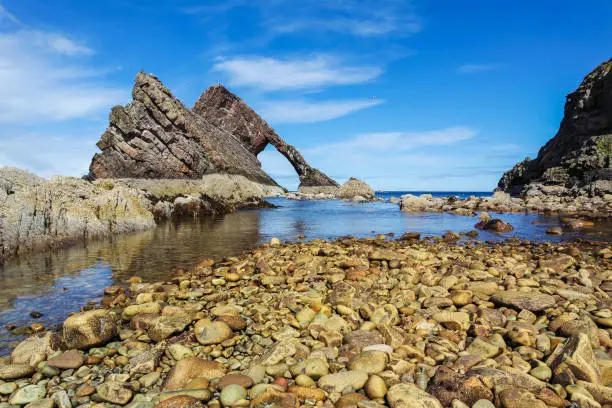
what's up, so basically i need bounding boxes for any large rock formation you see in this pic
[89,72,278,186]
[193,84,338,193]
[498,58,612,197]
[89,72,337,193]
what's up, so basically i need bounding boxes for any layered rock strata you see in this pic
[2,236,611,408]
[499,58,612,197]
[89,73,337,193]
[89,73,278,186]
[193,84,338,193]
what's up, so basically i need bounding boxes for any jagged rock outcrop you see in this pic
[89,73,337,194]
[193,84,338,192]
[0,168,282,263]
[499,58,612,197]
[89,72,278,186]
[0,168,155,263]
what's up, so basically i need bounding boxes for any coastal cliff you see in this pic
[498,58,612,197]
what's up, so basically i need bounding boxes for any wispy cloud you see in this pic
[213,55,382,91]
[0,29,122,123]
[183,0,422,38]
[256,126,506,190]
[0,129,99,177]
[456,63,501,74]
[304,127,477,155]
[0,4,20,25]
[259,99,383,124]
[268,0,422,37]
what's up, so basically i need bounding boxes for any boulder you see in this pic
[162,357,227,391]
[387,383,443,408]
[336,178,375,200]
[547,333,602,384]
[63,309,118,350]
[11,332,60,366]
[491,291,556,312]
[474,218,514,233]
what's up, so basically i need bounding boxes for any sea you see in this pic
[0,191,610,354]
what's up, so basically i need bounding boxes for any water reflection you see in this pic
[1,197,610,354]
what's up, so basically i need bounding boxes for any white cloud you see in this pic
[259,127,479,190]
[457,63,500,74]
[0,130,99,178]
[259,99,383,124]
[213,55,382,91]
[304,127,477,155]
[0,29,122,123]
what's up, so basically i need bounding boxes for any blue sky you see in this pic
[0,1,610,191]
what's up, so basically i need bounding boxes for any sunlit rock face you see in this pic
[498,58,612,197]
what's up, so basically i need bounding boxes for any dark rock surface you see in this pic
[193,84,338,191]
[498,58,612,196]
[89,73,278,186]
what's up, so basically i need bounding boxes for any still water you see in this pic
[0,193,610,354]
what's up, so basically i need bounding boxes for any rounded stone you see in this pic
[295,374,316,387]
[9,384,46,405]
[365,374,387,399]
[348,350,388,374]
[155,396,204,408]
[218,374,254,389]
[318,371,368,393]
[304,357,329,379]
[97,381,133,405]
[196,321,234,345]
[220,384,247,407]
[0,382,17,395]
[0,364,35,380]
[472,399,495,408]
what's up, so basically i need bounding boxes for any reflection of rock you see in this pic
[0,207,264,311]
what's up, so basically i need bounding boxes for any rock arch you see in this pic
[89,72,338,193]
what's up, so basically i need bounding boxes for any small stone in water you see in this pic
[30,311,43,319]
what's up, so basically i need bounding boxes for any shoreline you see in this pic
[0,235,610,408]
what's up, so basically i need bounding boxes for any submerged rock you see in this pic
[474,218,514,233]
